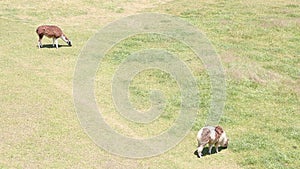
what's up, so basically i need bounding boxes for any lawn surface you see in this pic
[1,0,299,168]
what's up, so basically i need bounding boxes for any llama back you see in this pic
[197,126,217,144]
[197,127,211,145]
[36,25,63,38]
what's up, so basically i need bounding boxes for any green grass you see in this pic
[1,0,299,168]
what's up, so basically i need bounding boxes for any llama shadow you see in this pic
[38,44,71,48]
[194,147,227,158]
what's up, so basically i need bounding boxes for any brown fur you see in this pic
[215,126,224,139]
[36,25,65,39]
[200,128,211,145]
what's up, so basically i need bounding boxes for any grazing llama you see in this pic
[197,126,229,158]
[36,25,72,48]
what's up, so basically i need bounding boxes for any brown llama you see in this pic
[36,25,72,48]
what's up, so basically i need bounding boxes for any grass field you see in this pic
[1,0,299,168]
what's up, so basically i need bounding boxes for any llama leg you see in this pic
[215,143,220,153]
[54,38,58,49]
[197,145,204,158]
[208,144,213,154]
[38,34,43,48]
[38,40,42,48]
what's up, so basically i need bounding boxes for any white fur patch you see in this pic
[61,35,68,43]
[52,38,58,48]
[38,41,42,48]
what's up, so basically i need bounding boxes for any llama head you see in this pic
[220,131,229,148]
[67,40,72,46]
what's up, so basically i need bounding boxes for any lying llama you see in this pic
[36,25,72,48]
